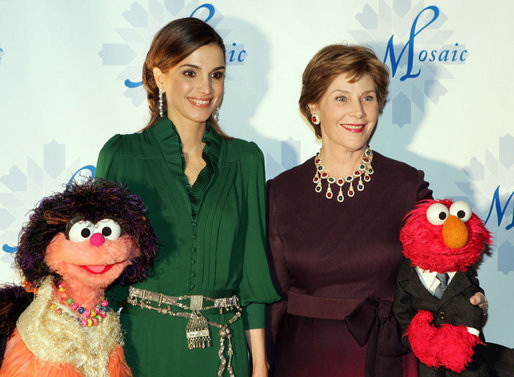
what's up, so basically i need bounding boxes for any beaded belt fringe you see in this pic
[127,286,242,377]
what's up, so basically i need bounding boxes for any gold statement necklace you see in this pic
[313,146,373,202]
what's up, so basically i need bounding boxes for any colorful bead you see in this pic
[50,283,109,328]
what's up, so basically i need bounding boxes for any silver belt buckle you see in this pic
[189,295,204,311]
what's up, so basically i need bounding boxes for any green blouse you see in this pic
[96,117,279,376]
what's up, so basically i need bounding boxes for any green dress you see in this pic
[95,117,279,377]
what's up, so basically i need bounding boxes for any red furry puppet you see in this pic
[393,199,513,376]
[0,179,157,377]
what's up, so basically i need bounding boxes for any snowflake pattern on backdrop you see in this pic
[98,0,229,107]
[458,134,514,274]
[349,0,467,127]
[0,141,93,261]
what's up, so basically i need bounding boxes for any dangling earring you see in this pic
[311,112,320,125]
[158,88,164,118]
[214,107,220,122]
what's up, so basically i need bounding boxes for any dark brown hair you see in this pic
[141,17,228,137]
[299,44,390,139]
[16,179,158,286]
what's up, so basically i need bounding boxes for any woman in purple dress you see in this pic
[267,44,486,377]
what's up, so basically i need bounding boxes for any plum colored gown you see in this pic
[268,152,432,377]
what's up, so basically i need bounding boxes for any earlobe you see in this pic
[152,67,164,89]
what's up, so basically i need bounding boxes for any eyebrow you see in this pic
[330,89,375,95]
[179,63,226,71]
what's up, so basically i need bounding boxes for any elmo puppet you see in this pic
[393,199,492,376]
[0,179,158,377]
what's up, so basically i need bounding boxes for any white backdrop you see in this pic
[1,0,513,347]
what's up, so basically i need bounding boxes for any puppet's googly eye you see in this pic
[68,220,95,242]
[94,219,122,241]
[426,203,449,225]
[449,201,472,222]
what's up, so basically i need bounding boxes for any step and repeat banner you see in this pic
[1,0,513,346]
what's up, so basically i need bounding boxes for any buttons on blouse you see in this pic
[190,219,198,291]
[438,311,446,320]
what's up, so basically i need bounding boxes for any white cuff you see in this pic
[466,327,480,337]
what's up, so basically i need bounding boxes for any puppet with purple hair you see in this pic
[0,179,158,377]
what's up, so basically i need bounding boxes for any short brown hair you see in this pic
[141,18,228,137]
[299,44,390,138]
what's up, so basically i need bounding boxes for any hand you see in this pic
[436,324,482,372]
[245,328,269,377]
[407,310,440,368]
[252,363,269,377]
[469,292,488,314]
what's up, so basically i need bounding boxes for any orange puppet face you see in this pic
[44,218,140,291]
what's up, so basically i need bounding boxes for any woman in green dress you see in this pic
[96,18,279,377]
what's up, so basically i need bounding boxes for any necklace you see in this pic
[48,283,110,327]
[313,146,374,202]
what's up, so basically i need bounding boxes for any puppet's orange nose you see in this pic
[442,215,469,249]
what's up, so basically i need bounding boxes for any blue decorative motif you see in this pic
[349,2,468,127]
[0,47,4,63]
[99,1,243,106]
[0,142,94,254]
[460,134,514,274]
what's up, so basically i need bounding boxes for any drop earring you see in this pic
[159,88,164,118]
[214,107,220,122]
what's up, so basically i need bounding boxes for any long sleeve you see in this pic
[416,170,432,202]
[267,179,289,343]
[238,142,280,330]
[95,135,125,182]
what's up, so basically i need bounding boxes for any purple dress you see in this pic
[268,152,432,377]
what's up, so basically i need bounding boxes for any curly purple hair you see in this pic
[15,178,158,286]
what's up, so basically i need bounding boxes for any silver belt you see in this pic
[128,286,240,314]
[127,286,242,377]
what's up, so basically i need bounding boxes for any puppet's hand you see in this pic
[435,324,482,372]
[406,310,440,368]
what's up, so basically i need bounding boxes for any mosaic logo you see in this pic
[350,3,468,127]
[99,1,246,106]
[460,134,514,274]
[0,141,94,256]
